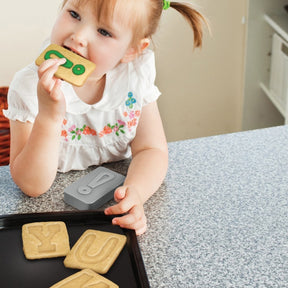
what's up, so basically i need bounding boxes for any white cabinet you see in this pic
[260,14,288,123]
[243,0,288,130]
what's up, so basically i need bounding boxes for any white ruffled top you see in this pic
[3,49,160,172]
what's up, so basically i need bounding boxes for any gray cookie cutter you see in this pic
[64,167,125,210]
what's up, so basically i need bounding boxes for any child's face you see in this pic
[50,0,137,81]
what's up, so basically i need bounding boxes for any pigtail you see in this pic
[170,2,208,48]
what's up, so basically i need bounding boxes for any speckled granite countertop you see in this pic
[1,126,288,287]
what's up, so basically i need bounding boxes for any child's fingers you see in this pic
[38,58,56,75]
[114,186,127,202]
[38,58,66,91]
[38,58,65,76]
[135,225,147,236]
[104,187,128,215]
[104,200,130,216]
[112,206,145,225]
[105,186,142,215]
[112,211,147,235]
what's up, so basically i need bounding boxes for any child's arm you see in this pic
[9,58,66,197]
[105,101,168,235]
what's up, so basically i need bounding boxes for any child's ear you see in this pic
[139,38,150,51]
[121,38,150,63]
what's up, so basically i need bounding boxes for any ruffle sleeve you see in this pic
[132,50,161,106]
[3,63,39,123]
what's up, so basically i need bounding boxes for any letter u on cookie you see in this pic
[35,44,96,87]
[64,230,127,274]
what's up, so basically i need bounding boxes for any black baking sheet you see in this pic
[0,211,150,288]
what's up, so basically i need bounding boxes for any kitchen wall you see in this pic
[0,1,60,85]
[155,0,248,141]
[1,0,248,141]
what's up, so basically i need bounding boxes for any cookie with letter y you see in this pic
[22,221,70,260]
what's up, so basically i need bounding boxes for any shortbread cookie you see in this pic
[50,269,118,288]
[35,43,96,87]
[64,229,127,274]
[22,221,70,260]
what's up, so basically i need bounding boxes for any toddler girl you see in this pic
[4,0,207,235]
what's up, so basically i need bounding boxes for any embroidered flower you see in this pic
[83,126,97,136]
[61,130,68,142]
[128,118,137,129]
[135,110,140,117]
[71,127,83,140]
[99,122,125,137]
[118,120,125,126]
[125,92,136,109]
[61,130,68,137]
[68,125,76,132]
[103,125,113,135]
[61,122,97,141]
[114,123,125,136]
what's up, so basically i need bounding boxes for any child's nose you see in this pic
[71,26,89,47]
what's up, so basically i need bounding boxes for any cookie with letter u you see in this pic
[64,229,127,274]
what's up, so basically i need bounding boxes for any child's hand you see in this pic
[37,58,67,121]
[104,185,147,235]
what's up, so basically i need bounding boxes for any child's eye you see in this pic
[98,28,112,38]
[69,10,81,21]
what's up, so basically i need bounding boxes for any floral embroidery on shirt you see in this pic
[99,92,140,137]
[61,120,96,141]
[125,92,136,109]
[98,120,126,137]
[61,92,141,141]
[123,110,141,130]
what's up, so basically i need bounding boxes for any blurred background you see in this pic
[1,0,287,141]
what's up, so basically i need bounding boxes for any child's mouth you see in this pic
[63,45,85,58]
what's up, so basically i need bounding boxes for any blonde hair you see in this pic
[169,2,208,48]
[61,0,207,48]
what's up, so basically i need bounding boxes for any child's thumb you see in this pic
[114,187,126,202]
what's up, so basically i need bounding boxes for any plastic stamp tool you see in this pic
[64,167,125,210]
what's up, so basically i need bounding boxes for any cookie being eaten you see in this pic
[35,43,96,87]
